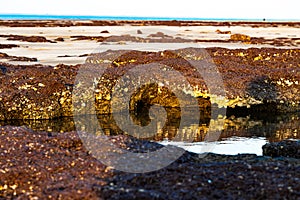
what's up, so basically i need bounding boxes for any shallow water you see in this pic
[1,111,299,155]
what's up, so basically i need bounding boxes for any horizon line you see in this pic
[0,14,299,22]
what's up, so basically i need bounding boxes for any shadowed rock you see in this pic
[263,140,300,158]
[0,126,299,199]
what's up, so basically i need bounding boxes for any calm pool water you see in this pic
[1,111,299,155]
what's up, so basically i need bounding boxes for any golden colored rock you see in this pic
[230,33,251,42]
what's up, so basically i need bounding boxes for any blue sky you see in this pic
[0,0,299,19]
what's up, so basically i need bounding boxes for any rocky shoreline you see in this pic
[0,20,299,199]
[0,32,298,47]
[0,126,299,199]
[0,47,299,120]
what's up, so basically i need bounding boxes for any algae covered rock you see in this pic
[230,33,251,42]
[0,47,299,120]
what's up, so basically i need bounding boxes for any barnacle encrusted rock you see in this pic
[0,47,299,120]
[0,63,78,120]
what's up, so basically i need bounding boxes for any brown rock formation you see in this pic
[0,47,299,120]
[0,34,55,43]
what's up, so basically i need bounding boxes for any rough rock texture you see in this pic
[0,63,77,120]
[76,48,300,116]
[263,140,300,158]
[0,126,109,199]
[0,47,299,120]
[0,126,299,199]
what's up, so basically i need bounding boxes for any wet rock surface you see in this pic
[0,47,299,120]
[263,140,300,158]
[0,126,299,199]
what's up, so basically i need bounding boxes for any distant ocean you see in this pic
[0,14,298,22]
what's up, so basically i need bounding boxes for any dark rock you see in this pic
[54,37,64,42]
[0,65,7,74]
[0,126,299,199]
[137,30,143,34]
[79,53,89,57]
[0,52,37,62]
[10,56,37,62]
[70,35,106,42]
[0,44,20,49]
[263,140,300,158]
[0,34,55,43]
[100,30,110,33]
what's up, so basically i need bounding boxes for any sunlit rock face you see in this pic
[0,48,299,120]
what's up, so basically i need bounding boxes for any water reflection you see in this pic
[0,111,299,143]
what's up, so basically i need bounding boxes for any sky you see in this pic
[0,0,299,19]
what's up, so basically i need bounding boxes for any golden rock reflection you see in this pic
[0,112,299,143]
[96,110,299,142]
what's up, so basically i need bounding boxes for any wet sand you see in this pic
[0,21,299,65]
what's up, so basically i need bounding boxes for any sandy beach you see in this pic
[0,20,299,65]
